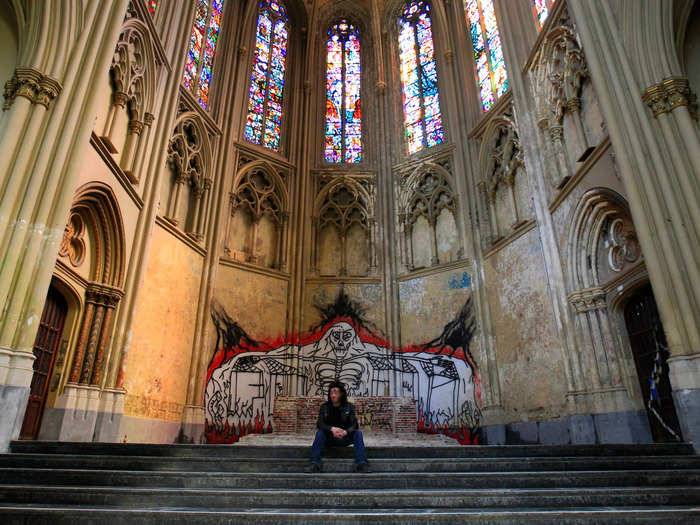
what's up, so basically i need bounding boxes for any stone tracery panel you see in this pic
[100,6,162,182]
[165,111,215,242]
[312,175,376,277]
[529,3,592,189]
[224,160,289,270]
[398,161,462,270]
[476,107,529,247]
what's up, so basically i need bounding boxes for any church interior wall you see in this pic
[1,0,698,451]
[120,225,203,443]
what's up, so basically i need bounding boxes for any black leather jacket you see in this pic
[317,401,358,433]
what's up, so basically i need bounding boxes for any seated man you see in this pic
[309,381,370,472]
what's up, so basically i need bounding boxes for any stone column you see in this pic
[569,0,700,450]
[101,91,129,154]
[120,118,144,181]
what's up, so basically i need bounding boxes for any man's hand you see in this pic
[331,427,347,439]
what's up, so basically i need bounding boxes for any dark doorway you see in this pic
[19,286,67,440]
[624,283,682,442]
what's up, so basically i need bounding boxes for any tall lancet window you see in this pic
[147,1,158,16]
[325,20,363,163]
[244,0,289,152]
[465,0,508,112]
[532,0,555,30]
[183,0,225,110]
[399,0,444,155]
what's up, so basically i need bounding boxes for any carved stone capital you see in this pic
[549,125,564,142]
[128,119,144,135]
[568,287,607,313]
[3,68,40,109]
[35,76,62,108]
[144,112,155,126]
[444,49,454,66]
[663,77,692,111]
[85,282,124,308]
[642,84,667,117]
[565,97,581,114]
[376,81,387,95]
[113,91,129,108]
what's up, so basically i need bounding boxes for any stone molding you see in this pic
[642,77,698,120]
[568,287,607,313]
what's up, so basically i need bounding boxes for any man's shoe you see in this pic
[355,462,371,473]
[307,462,323,473]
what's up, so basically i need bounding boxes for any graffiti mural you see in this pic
[205,291,481,444]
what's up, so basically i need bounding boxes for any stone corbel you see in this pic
[568,287,607,313]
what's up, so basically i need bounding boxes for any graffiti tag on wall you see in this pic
[205,291,481,444]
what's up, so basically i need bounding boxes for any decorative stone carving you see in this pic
[231,169,285,224]
[642,77,698,120]
[607,217,640,272]
[2,67,62,110]
[58,213,86,268]
[568,287,606,313]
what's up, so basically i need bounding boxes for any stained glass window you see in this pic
[244,0,289,152]
[532,0,555,30]
[464,0,508,112]
[399,0,444,155]
[183,0,224,110]
[147,1,158,16]
[325,20,362,164]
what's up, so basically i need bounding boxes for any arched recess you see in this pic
[565,188,649,409]
[63,183,126,389]
[164,111,215,241]
[311,177,375,276]
[224,160,289,270]
[477,110,528,246]
[399,161,462,270]
[100,15,160,181]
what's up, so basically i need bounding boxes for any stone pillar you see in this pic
[101,91,129,153]
[569,0,700,450]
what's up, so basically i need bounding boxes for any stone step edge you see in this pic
[2,484,698,496]
[0,504,698,517]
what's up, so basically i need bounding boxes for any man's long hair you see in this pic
[327,381,348,406]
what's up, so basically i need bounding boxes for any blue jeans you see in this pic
[311,428,368,465]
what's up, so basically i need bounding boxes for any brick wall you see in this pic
[272,396,417,434]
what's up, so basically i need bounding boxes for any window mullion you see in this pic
[261,14,276,145]
[413,18,426,148]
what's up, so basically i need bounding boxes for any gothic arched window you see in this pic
[325,20,363,164]
[244,0,289,152]
[532,0,555,30]
[398,0,444,155]
[183,0,225,110]
[464,0,508,112]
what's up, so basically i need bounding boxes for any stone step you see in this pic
[2,453,699,473]
[1,485,699,509]
[10,441,694,458]
[2,468,699,489]
[1,504,699,524]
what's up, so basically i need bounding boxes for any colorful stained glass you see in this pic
[324,20,362,164]
[244,0,288,152]
[147,1,158,16]
[398,0,444,155]
[183,0,225,110]
[465,0,508,112]
[532,0,555,30]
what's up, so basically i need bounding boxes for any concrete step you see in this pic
[10,441,695,458]
[1,453,699,473]
[1,504,699,524]
[1,485,699,509]
[2,468,699,489]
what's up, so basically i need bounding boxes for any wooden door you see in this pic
[624,283,682,442]
[19,286,67,440]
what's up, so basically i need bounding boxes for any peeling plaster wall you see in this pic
[398,267,473,347]
[122,225,203,441]
[484,230,566,423]
[213,265,289,340]
[302,283,384,331]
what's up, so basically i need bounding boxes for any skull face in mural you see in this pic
[311,321,367,395]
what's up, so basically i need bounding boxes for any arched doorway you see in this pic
[624,284,682,442]
[19,286,68,440]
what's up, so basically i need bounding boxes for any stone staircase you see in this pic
[0,440,699,523]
